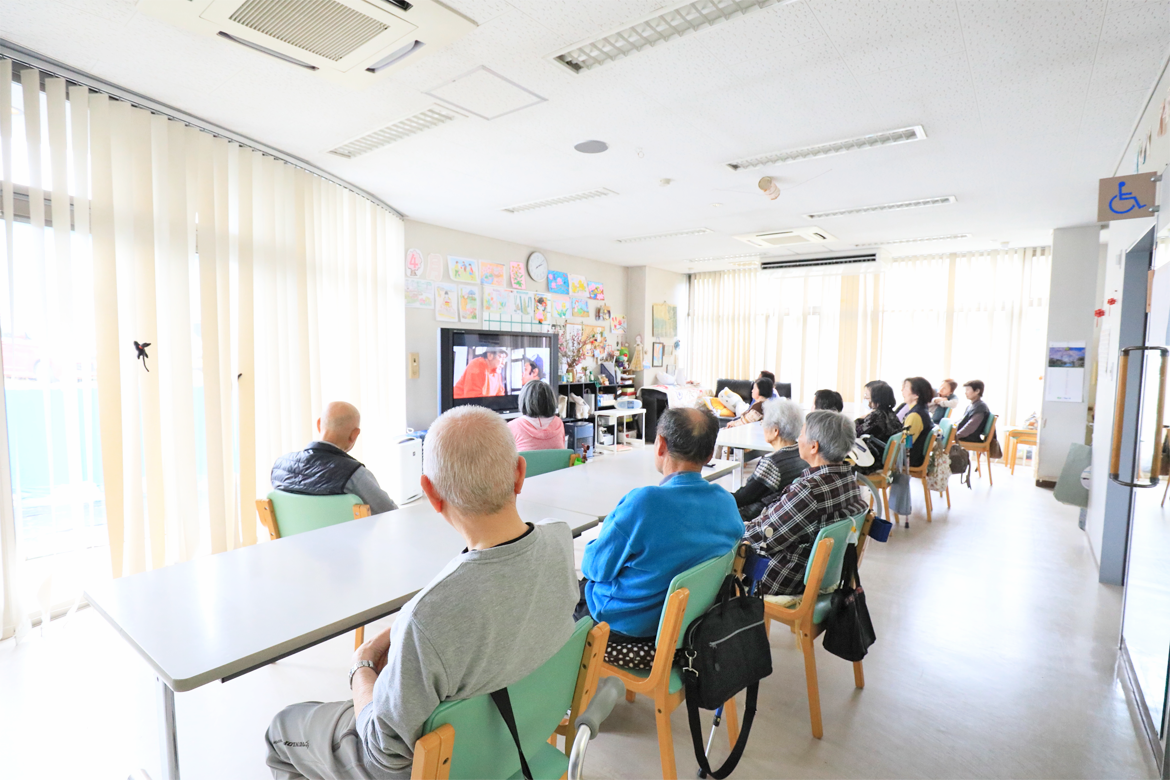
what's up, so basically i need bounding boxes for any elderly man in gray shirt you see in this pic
[265,405,580,779]
[271,401,397,515]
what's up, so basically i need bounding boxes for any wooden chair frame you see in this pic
[409,622,611,780]
[762,537,864,739]
[906,428,939,524]
[863,434,903,523]
[255,498,371,647]
[599,588,738,780]
[958,414,999,486]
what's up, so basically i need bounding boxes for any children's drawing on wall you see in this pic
[406,248,424,278]
[405,279,434,308]
[480,262,506,287]
[510,262,527,289]
[448,256,479,284]
[435,283,458,322]
[459,285,480,323]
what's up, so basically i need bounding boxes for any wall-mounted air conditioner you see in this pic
[760,249,889,277]
[137,0,475,86]
[734,226,836,248]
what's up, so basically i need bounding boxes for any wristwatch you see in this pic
[349,659,376,687]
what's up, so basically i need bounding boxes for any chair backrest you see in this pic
[521,448,574,477]
[983,413,998,439]
[421,618,592,780]
[938,418,955,449]
[803,514,859,587]
[268,490,363,537]
[657,547,737,649]
[881,432,904,475]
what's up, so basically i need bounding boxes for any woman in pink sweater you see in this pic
[508,380,566,451]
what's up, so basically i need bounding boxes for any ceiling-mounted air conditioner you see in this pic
[137,0,475,86]
[760,249,889,277]
[734,226,835,248]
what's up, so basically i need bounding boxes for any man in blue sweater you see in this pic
[576,407,743,668]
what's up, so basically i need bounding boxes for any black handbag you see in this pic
[821,544,876,663]
[682,574,773,779]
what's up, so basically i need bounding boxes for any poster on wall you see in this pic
[548,271,570,295]
[448,256,479,284]
[552,296,570,319]
[652,303,678,338]
[572,297,590,317]
[1045,341,1086,402]
[435,283,458,322]
[513,290,534,318]
[534,294,549,323]
[484,287,509,316]
[510,262,527,289]
[587,281,605,301]
[427,253,444,282]
[480,262,506,287]
[406,248,424,278]
[405,279,434,309]
[459,285,480,323]
[568,274,587,296]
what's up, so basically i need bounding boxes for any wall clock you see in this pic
[527,251,548,283]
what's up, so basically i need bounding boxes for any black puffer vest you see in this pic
[271,442,364,496]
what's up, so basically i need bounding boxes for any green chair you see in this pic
[865,432,904,523]
[762,513,863,739]
[599,547,738,779]
[521,448,580,477]
[256,490,372,646]
[959,412,999,485]
[410,618,611,779]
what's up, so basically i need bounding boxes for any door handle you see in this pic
[1110,346,1169,487]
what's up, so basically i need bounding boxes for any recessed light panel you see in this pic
[806,196,956,220]
[327,105,465,158]
[726,126,926,170]
[617,228,713,243]
[502,188,617,213]
[858,233,972,246]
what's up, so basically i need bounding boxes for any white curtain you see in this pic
[687,247,1051,426]
[0,60,405,638]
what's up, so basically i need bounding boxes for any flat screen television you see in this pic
[438,328,559,415]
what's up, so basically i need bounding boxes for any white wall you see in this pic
[1113,54,1170,177]
[1085,217,1158,574]
[1038,226,1102,482]
[626,266,689,388]
[401,221,630,431]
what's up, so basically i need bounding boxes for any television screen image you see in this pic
[440,328,559,414]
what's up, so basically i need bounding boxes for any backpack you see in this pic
[948,443,970,476]
[926,434,950,494]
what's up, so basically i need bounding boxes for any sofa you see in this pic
[716,378,793,404]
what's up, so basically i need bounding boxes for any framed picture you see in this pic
[651,341,664,367]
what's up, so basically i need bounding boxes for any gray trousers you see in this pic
[265,700,408,780]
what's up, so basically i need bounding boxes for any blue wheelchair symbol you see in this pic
[1109,180,1148,215]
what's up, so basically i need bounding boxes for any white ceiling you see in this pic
[3,0,1169,272]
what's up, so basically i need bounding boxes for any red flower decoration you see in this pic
[1094,308,1106,318]
[1107,297,1117,306]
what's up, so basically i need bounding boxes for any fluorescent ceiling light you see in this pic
[806,196,956,220]
[502,188,617,213]
[552,0,786,73]
[726,125,927,170]
[617,228,713,243]
[859,233,971,246]
[688,252,762,263]
[328,105,465,158]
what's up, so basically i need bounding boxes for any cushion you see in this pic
[657,371,676,385]
[717,387,749,415]
[705,397,735,417]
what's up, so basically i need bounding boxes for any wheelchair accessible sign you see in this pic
[1098,173,1158,222]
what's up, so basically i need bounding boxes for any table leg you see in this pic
[158,677,180,779]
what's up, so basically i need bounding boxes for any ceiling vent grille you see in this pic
[761,250,889,276]
[229,0,389,61]
[328,105,464,158]
[726,125,927,170]
[734,226,835,248]
[617,227,713,243]
[502,188,617,213]
[806,196,956,220]
[552,0,783,73]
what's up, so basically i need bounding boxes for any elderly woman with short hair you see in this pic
[507,380,566,451]
[731,398,809,522]
[745,410,868,597]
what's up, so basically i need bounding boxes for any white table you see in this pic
[520,447,740,518]
[716,421,771,454]
[85,499,598,780]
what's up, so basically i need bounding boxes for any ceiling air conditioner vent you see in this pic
[137,0,475,86]
[734,226,835,248]
[760,250,889,277]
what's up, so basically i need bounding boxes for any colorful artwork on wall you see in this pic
[571,297,590,317]
[548,271,570,295]
[552,296,570,319]
[484,286,509,316]
[510,261,527,289]
[611,316,626,333]
[568,274,587,296]
[458,285,479,323]
[587,281,605,301]
[652,303,678,337]
[534,294,549,323]
[406,248,424,278]
[480,262,506,287]
[405,279,434,308]
[513,290,534,318]
[448,256,479,284]
[435,283,458,322]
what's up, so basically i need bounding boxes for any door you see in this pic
[1113,224,1170,777]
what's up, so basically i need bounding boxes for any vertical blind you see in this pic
[688,247,1051,427]
[0,59,405,638]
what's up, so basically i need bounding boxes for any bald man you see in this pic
[270,402,397,515]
